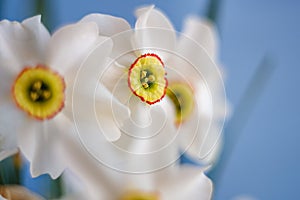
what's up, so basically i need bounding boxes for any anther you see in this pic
[141,70,147,79]
[30,92,39,101]
[32,81,42,90]
[142,82,149,89]
[148,75,155,82]
[42,91,51,100]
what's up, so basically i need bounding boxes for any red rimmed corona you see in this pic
[128,53,168,105]
[12,65,65,120]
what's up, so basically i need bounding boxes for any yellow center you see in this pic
[167,82,195,125]
[128,53,167,105]
[12,65,65,120]
[120,190,159,200]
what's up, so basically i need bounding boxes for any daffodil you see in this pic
[79,5,227,165]
[76,6,182,173]
[0,16,129,178]
[165,16,228,164]
[61,165,212,200]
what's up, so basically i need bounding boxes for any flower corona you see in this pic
[167,82,195,125]
[128,54,167,105]
[12,65,65,120]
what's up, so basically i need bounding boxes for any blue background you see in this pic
[1,0,300,199]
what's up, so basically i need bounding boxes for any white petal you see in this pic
[80,13,131,36]
[179,16,218,59]
[135,5,174,31]
[95,85,130,141]
[19,114,72,179]
[46,22,100,74]
[0,149,18,161]
[68,37,130,141]
[158,166,213,200]
[134,6,176,60]
[100,59,127,92]
[115,101,179,173]
[0,101,25,160]
[0,16,49,73]
[100,59,133,105]
[22,15,51,60]
[80,14,136,65]
[63,36,113,119]
[179,114,223,165]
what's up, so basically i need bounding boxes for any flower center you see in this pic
[120,190,159,200]
[128,53,167,105]
[12,65,65,120]
[167,82,195,125]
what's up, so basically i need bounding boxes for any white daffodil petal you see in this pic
[80,13,131,36]
[100,59,128,92]
[179,16,218,59]
[117,101,179,173]
[95,85,130,141]
[0,16,48,73]
[0,102,26,160]
[135,5,174,31]
[19,114,71,179]
[22,15,51,60]
[64,36,113,119]
[134,6,176,60]
[80,14,136,66]
[158,166,213,200]
[46,22,99,74]
[0,149,18,161]
[0,68,14,102]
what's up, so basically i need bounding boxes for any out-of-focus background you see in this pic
[1,0,299,199]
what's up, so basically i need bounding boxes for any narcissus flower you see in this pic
[63,165,213,200]
[80,5,227,165]
[58,141,212,200]
[165,16,228,164]
[77,6,180,171]
[0,16,129,178]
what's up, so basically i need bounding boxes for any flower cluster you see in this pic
[0,5,227,200]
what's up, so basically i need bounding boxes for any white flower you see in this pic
[80,5,227,165]
[76,6,181,173]
[166,16,227,164]
[61,165,213,200]
[0,16,129,178]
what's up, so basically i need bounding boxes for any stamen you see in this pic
[30,92,39,101]
[42,90,51,100]
[32,80,42,90]
[142,82,149,89]
[148,75,155,82]
[141,70,147,79]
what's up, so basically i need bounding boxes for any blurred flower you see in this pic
[80,5,227,165]
[76,5,180,173]
[60,161,212,200]
[166,16,227,164]
[0,185,44,200]
[80,5,175,138]
[0,16,129,178]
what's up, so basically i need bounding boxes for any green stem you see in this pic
[206,0,221,23]
[35,0,52,30]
